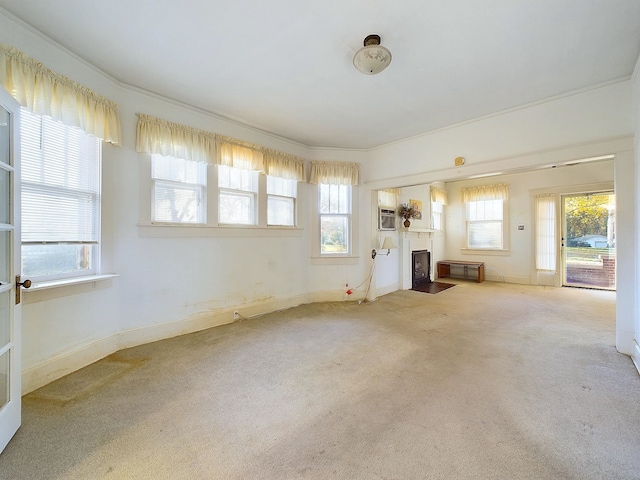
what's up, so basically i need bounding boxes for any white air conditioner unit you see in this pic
[378,207,396,231]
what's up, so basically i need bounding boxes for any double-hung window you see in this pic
[319,183,351,254]
[152,154,206,224]
[218,164,258,225]
[462,184,509,250]
[267,176,297,226]
[20,109,101,281]
[430,187,447,231]
[466,199,503,249]
[432,201,443,230]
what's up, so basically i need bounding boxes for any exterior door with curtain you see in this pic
[0,87,25,453]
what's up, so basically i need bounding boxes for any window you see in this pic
[267,176,296,226]
[152,154,206,224]
[218,165,258,225]
[319,183,351,254]
[466,199,504,249]
[20,109,101,281]
[430,186,448,231]
[432,201,443,230]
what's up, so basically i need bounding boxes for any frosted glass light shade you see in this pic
[353,35,392,75]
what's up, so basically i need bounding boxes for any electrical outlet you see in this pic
[233,311,240,320]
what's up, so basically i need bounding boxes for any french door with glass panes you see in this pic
[0,87,25,453]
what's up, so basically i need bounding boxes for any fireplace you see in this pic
[412,250,431,288]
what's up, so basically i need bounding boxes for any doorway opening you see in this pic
[562,192,615,290]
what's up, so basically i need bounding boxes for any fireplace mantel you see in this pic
[403,227,435,234]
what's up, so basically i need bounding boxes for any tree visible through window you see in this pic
[218,165,257,225]
[152,154,206,224]
[319,183,351,254]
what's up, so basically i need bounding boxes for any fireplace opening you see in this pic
[412,250,431,288]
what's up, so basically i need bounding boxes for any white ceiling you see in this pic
[1,0,639,150]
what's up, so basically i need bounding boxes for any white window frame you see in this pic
[20,108,102,282]
[218,164,258,226]
[267,175,297,227]
[318,183,352,257]
[138,156,303,238]
[151,154,207,225]
[431,201,443,231]
[464,198,509,251]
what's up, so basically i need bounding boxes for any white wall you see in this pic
[364,81,632,187]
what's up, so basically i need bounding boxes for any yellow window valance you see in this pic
[309,161,360,186]
[263,149,306,182]
[430,187,448,205]
[136,114,215,163]
[136,113,309,178]
[0,44,121,145]
[461,183,509,202]
[215,140,264,172]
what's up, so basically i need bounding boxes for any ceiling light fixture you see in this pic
[353,34,392,75]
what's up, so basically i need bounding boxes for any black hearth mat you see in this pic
[411,282,456,294]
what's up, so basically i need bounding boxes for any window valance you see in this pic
[430,187,448,205]
[215,141,264,171]
[136,114,309,179]
[263,149,306,182]
[136,114,215,163]
[461,183,509,202]
[0,44,121,145]
[309,161,360,186]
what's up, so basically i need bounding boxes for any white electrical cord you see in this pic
[347,256,376,298]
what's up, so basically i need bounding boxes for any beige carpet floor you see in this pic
[1,281,639,479]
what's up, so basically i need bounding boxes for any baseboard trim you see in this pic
[22,336,120,395]
[633,340,640,376]
[22,292,339,394]
[375,282,400,298]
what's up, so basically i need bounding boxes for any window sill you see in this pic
[26,274,119,291]
[138,223,303,238]
[22,274,119,304]
[460,249,511,256]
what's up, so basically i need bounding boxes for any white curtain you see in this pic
[136,114,215,163]
[461,183,509,202]
[309,161,359,186]
[430,187,448,205]
[0,44,121,145]
[535,194,557,271]
[263,149,305,181]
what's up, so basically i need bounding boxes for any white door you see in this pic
[0,87,25,453]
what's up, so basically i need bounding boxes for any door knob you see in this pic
[15,275,32,305]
